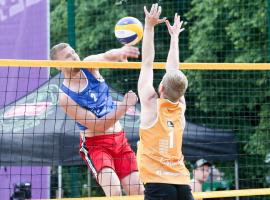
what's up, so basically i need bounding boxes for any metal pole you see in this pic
[234,160,239,200]
[268,0,270,61]
[67,0,76,48]
[70,167,80,197]
[58,166,63,198]
[210,166,213,191]
[87,170,92,197]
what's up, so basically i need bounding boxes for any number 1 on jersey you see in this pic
[167,120,174,148]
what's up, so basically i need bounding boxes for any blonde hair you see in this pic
[50,43,69,60]
[161,70,188,102]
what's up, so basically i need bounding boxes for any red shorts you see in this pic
[79,131,138,180]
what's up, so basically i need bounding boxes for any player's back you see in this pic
[138,98,190,185]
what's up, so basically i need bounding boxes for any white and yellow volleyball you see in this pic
[115,17,143,46]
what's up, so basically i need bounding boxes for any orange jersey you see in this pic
[137,98,190,184]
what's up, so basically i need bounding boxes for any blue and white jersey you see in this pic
[60,68,116,130]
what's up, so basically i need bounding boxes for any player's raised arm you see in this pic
[83,45,139,62]
[165,13,187,105]
[165,13,185,71]
[138,3,166,102]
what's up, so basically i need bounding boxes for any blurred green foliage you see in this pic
[186,0,270,189]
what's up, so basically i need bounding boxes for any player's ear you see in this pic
[158,82,164,93]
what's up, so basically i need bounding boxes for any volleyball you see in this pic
[114,17,143,46]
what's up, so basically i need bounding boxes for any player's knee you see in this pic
[123,183,144,195]
[129,184,144,195]
[98,168,122,196]
[108,185,122,196]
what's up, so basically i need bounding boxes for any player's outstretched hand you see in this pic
[144,3,166,28]
[165,13,185,37]
[118,45,140,62]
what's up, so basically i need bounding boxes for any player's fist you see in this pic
[119,45,140,62]
[123,90,138,107]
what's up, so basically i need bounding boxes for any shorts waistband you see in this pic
[80,130,125,140]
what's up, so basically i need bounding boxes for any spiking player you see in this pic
[50,44,144,196]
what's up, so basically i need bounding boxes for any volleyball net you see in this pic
[0,60,269,200]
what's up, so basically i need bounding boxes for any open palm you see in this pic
[144,3,166,27]
[166,13,185,36]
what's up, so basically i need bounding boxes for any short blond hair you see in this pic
[161,70,188,102]
[50,43,69,60]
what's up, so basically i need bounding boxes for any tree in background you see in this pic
[51,0,126,56]
[185,0,270,188]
